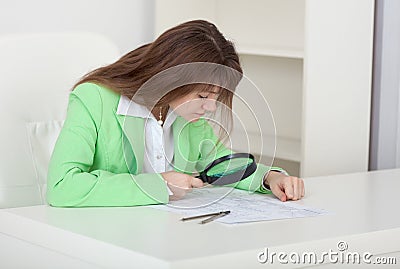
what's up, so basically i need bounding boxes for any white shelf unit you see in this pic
[235,44,304,59]
[155,0,374,177]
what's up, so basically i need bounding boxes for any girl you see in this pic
[47,20,304,207]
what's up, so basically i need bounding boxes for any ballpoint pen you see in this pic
[181,210,231,224]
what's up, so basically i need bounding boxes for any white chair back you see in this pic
[0,32,120,208]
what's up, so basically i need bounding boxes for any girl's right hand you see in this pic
[160,171,204,200]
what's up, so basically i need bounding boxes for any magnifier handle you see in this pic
[195,173,209,183]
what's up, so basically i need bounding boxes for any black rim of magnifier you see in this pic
[197,153,257,185]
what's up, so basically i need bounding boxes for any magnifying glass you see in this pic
[196,153,257,186]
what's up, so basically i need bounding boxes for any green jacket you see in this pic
[47,83,278,207]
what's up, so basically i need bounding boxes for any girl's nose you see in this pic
[203,98,217,112]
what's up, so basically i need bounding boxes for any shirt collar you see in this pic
[117,95,177,128]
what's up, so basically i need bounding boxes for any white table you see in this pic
[1,169,400,268]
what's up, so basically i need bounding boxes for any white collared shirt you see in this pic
[116,95,177,175]
[116,96,282,194]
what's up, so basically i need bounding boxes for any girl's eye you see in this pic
[199,94,208,99]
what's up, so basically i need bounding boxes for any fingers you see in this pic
[190,177,204,188]
[164,173,205,201]
[284,179,294,200]
[167,183,189,200]
[271,185,287,202]
[283,177,304,201]
[300,179,305,198]
[170,176,203,189]
[270,175,305,202]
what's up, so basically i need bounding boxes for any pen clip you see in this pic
[199,211,230,224]
[181,210,230,222]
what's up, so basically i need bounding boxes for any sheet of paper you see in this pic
[151,186,330,224]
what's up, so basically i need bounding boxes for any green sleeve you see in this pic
[46,84,168,207]
[232,164,288,194]
[194,120,288,194]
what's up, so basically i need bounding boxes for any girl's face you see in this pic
[169,89,219,122]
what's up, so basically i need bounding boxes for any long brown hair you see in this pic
[74,20,242,101]
[74,20,242,138]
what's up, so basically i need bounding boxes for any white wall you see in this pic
[0,0,155,55]
[370,0,400,170]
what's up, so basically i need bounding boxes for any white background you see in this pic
[0,0,155,54]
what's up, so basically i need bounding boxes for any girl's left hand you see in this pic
[265,171,305,202]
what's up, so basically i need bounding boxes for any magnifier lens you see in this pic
[206,157,253,177]
[196,153,257,185]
